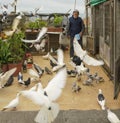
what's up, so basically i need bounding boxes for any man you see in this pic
[67,9,85,59]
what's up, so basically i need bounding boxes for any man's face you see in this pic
[73,11,79,19]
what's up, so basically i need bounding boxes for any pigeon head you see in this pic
[98,89,102,94]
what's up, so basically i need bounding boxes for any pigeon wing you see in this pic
[73,37,104,66]
[20,90,45,106]
[73,37,87,60]
[57,49,64,65]
[44,67,67,101]
[21,27,47,43]
[1,67,16,86]
[83,55,104,66]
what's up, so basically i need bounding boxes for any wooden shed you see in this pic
[85,0,120,98]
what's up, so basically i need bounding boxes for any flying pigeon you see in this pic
[20,66,67,123]
[2,93,20,111]
[107,108,120,123]
[52,49,66,72]
[0,67,16,88]
[4,15,22,36]
[73,37,104,66]
[21,27,48,43]
[97,89,106,110]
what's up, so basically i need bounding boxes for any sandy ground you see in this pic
[0,50,120,111]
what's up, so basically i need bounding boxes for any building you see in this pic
[86,0,120,98]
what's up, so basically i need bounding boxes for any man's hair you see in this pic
[73,9,79,15]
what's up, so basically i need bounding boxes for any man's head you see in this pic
[73,9,79,18]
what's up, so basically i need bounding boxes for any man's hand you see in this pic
[79,32,83,37]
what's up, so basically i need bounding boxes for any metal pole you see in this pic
[74,0,76,10]
[86,0,89,35]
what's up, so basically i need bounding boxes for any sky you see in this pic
[0,0,86,17]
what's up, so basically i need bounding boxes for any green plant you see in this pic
[0,39,11,64]
[53,15,63,27]
[26,19,47,29]
[7,32,26,63]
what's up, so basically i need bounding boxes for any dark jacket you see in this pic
[67,16,85,37]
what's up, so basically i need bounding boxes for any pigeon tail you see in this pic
[34,102,59,123]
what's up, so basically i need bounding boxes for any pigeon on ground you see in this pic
[0,67,16,88]
[4,75,14,87]
[72,82,81,93]
[18,72,23,84]
[2,93,21,111]
[97,89,106,110]
[67,70,77,77]
[83,78,93,86]
[92,73,104,83]
[73,37,104,66]
[33,63,44,77]
[23,77,31,87]
[107,108,120,123]
[20,66,67,123]
[18,76,31,87]
[44,67,52,74]
[21,27,48,43]
[28,69,40,82]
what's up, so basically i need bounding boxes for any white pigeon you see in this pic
[73,37,104,66]
[20,66,67,123]
[0,67,16,88]
[107,108,120,123]
[21,27,48,43]
[2,93,20,111]
[97,89,106,110]
[4,15,22,37]
[28,69,40,82]
[52,49,65,72]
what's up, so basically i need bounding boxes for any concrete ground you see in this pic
[0,50,120,122]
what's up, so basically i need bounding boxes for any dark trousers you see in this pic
[70,36,83,58]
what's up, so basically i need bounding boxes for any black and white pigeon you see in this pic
[33,63,44,77]
[0,67,16,88]
[97,89,105,110]
[73,37,104,66]
[4,75,14,87]
[18,77,31,87]
[18,72,23,84]
[107,108,120,123]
